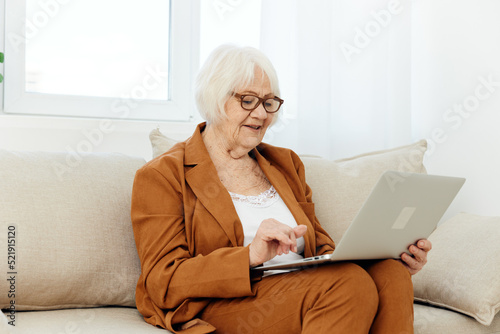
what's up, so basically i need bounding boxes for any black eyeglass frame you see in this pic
[233,93,284,113]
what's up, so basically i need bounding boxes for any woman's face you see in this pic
[217,68,276,153]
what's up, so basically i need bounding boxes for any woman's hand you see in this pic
[400,239,432,275]
[249,219,307,267]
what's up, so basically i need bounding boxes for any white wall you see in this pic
[0,115,196,161]
[412,0,500,218]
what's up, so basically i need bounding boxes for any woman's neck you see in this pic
[202,123,269,195]
[202,123,252,162]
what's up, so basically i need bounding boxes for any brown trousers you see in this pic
[200,259,414,334]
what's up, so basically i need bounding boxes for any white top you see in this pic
[229,185,305,275]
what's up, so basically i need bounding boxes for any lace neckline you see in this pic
[228,186,279,207]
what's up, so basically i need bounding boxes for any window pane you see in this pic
[25,0,170,100]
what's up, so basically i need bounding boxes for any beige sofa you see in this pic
[1,134,500,333]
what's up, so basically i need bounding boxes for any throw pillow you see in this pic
[412,212,500,326]
[150,128,178,159]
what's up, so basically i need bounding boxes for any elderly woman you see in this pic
[131,44,431,334]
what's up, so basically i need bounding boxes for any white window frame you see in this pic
[2,0,199,122]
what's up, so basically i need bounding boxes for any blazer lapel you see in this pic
[184,124,244,247]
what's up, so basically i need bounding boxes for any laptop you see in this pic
[251,171,465,272]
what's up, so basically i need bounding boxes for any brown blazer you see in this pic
[131,123,335,333]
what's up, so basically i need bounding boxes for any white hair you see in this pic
[195,44,281,125]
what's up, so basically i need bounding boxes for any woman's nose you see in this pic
[250,102,268,119]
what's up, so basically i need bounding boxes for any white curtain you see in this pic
[260,0,413,159]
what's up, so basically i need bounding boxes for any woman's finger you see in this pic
[294,225,308,238]
[417,239,432,252]
[260,229,291,255]
[401,252,420,270]
[409,245,427,264]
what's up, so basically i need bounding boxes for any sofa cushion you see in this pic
[301,140,427,243]
[413,303,500,334]
[2,307,170,334]
[4,305,500,334]
[0,150,146,310]
[412,212,500,326]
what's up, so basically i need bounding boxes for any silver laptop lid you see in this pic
[330,171,465,261]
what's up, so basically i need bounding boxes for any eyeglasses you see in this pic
[233,93,284,113]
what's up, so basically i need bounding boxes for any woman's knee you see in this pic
[341,263,379,308]
[314,263,379,315]
[365,259,413,295]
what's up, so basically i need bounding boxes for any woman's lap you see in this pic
[200,260,413,334]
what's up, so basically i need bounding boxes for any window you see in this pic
[2,0,198,121]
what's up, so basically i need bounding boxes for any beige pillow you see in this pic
[0,150,146,310]
[412,213,500,326]
[302,140,428,243]
[150,128,177,159]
